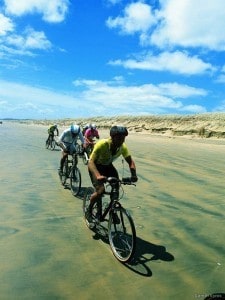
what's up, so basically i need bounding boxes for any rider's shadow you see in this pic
[125,236,175,276]
[91,226,174,277]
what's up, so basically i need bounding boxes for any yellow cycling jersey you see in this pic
[89,138,130,165]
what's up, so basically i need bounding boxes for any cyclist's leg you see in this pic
[49,132,54,148]
[107,164,120,197]
[87,166,105,215]
[46,133,51,145]
[59,151,68,173]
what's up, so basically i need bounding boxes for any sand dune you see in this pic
[14,112,225,139]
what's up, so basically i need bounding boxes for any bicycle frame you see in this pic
[93,177,135,224]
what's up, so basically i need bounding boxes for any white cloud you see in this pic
[0,78,208,118]
[0,13,14,35]
[157,83,207,98]
[179,104,206,114]
[106,0,225,51]
[106,2,156,34]
[0,79,84,118]
[4,0,69,23]
[72,78,207,114]
[6,27,52,50]
[109,51,215,75]
[151,0,225,50]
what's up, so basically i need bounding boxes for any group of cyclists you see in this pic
[46,122,138,221]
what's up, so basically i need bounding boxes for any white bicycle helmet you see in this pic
[71,124,80,134]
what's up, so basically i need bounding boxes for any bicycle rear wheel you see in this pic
[70,167,81,196]
[108,207,136,263]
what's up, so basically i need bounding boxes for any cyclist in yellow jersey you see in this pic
[87,126,138,217]
[46,124,59,145]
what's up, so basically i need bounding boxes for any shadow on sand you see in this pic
[75,187,175,277]
[88,222,174,277]
[125,236,174,276]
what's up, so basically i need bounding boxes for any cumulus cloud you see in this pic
[0,79,88,118]
[109,50,215,75]
[0,0,67,58]
[106,2,156,34]
[106,0,225,51]
[6,27,52,50]
[0,78,208,118]
[151,0,225,50]
[0,13,14,35]
[72,78,207,114]
[4,0,69,23]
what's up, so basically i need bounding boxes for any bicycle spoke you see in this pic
[108,207,136,263]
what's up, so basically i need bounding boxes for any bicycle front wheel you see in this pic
[70,167,81,196]
[108,207,136,263]
[82,151,89,165]
[60,163,68,186]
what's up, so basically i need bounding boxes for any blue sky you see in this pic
[0,0,225,119]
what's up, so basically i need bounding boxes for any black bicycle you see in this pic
[83,177,136,263]
[59,152,81,196]
[45,135,57,150]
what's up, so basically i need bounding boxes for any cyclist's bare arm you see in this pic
[125,155,138,181]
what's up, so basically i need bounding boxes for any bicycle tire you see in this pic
[108,207,136,263]
[60,161,68,185]
[70,167,81,196]
[83,187,96,229]
[82,151,89,165]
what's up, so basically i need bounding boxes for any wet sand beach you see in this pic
[0,122,224,300]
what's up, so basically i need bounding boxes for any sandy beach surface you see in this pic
[1,122,225,300]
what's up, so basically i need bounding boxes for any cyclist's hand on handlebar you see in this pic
[130,168,138,182]
[96,175,107,183]
[131,176,138,183]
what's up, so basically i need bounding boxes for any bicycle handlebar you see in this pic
[106,176,136,186]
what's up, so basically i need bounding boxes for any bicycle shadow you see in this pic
[61,184,90,197]
[76,187,89,200]
[125,236,175,276]
[91,224,174,277]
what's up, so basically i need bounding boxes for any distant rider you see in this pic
[46,124,59,145]
[82,123,91,136]
[84,123,100,149]
[58,124,85,174]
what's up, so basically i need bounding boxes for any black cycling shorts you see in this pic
[89,163,119,187]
